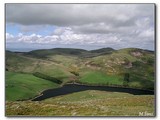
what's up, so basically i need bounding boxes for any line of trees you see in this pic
[33,72,62,84]
[123,73,130,87]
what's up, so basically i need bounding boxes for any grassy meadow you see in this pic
[79,71,123,85]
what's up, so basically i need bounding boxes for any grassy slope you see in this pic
[6,51,75,101]
[6,51,36,72]
[6,71,58,101]
[6,90,154,116]
[78,48,154,90]
[33,61,74,82]
[6,48,155,90]
[6,51,74,83]
[79,71,123,85]
[48,55,78,67]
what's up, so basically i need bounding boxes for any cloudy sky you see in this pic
[6,4,155,51]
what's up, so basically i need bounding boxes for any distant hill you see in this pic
[23,47,115,59]
[24,48,88,58]
[90,47,115,53]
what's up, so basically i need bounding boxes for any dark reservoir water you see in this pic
[32,84,154,101]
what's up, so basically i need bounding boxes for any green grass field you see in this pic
[79,71,123,85]
[6,71,59,101]
[6,90,154,116]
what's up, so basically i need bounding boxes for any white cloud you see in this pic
[6,33,14,40]
[6,28,122,47]
[6,4,155,50]
[6,25,154,50]
[138,28,154,38]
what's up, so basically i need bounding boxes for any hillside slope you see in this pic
[6,90,154,116]
[6,47,155,101]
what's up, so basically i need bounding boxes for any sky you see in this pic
[6,4,155,51]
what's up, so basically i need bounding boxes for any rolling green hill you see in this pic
[6,47,155,101]
[25,48,88,58]
[24,47,115,58]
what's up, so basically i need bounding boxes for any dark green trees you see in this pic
[123,73,130,87]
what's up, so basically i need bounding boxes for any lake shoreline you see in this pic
[32,83,154,101]
[65,82,154,92]
[17,82,154,101]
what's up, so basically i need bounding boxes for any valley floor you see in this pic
[6,90,155,116]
